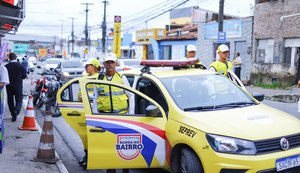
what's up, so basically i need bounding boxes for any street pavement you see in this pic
[0,75,299,173]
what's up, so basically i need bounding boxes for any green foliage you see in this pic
[255,82,283,89]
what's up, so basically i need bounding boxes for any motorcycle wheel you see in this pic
[33,93,39,105]
[37,98,44,108]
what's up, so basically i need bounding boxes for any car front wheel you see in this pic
[172,148,204,173]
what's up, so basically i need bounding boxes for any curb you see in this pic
[22,98,69,173]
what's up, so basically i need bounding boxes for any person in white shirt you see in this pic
[233,52,242,79]
[0,62,10,116]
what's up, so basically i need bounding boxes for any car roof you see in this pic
[122,67,214,79]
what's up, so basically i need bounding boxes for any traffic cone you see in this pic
[32,110,59,163]
[19,95,38,131]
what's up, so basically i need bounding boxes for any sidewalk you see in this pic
[0,98,66,173]
[245,85,300,103]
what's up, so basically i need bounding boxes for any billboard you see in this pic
[113,16,121,58]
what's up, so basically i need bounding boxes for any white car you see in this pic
[116,58,142,71]
[28,56,37,65]
[43,58,61,74]
[58,59,84,81]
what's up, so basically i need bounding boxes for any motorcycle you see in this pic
[43,68,64,117]
[31,72,50,108]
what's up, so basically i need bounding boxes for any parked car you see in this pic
[57,59,300,172]
[42,58,61,74]
[116,58,142,71]
[27,51,38,65]
[57,59,84,81]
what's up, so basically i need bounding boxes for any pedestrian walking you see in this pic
[209,44,233,77]
[5,52,27,122]
[233,52,242,79]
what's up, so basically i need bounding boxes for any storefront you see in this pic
[135,28,166,60]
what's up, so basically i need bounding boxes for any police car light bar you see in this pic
[140,58,199,67]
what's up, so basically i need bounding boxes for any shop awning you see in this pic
[0,0,25,37]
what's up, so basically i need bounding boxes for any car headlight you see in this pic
[206,134,256,155]
[63,72,69,76]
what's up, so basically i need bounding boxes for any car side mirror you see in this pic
[252,93,264,101]
[145,105,162,117]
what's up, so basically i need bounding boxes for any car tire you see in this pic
[172,148,203,173]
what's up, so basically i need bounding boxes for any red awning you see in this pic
[0,0,25,37]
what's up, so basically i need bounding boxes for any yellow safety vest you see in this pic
[78,73,99,101]
[210,61,233,77]
[97,73,128,114]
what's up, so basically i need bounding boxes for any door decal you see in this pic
[116,134,143,160]
[58,103,84,109]
[86,116,166,167]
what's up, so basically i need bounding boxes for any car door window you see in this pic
[86,82,163,117]
[136,79,169,114]
[61,81,81,102]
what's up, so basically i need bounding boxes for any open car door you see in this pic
[78,79,168,170]
[57,78,88,150]
[227,70,247,91]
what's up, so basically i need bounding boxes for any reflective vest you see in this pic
[78,73,99,100]
[210,61,233,77]
[97,73,128,114]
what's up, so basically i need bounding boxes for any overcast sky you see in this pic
[17,0,254,39]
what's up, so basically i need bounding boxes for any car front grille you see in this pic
[69,72,81,75]
[254,133,300,154]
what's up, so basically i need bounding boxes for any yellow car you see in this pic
[57,59,300,172]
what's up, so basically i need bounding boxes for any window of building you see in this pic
[284,47,292,64]
[256,39,274,63]
[162,45,172,60]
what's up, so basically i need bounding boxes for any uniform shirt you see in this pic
[104,73,134,114]
[209,61,233,77]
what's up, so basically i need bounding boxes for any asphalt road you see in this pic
[23,62,299,173]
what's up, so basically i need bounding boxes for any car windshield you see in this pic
[62,61,82,68]
[160,74,256,111]
[47,60,60,64]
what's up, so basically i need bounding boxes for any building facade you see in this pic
[197,17,253,83]
[252,0,300,86]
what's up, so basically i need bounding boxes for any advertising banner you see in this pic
[0,88,4,153]
[113,16,121,58]
[0,43,8,64]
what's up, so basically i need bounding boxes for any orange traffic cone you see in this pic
[32,110,58,163]
[19,95,38,131]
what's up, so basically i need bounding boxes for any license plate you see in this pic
[276,155,300,171]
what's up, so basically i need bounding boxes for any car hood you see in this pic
[178,103,300,140]
[46,64,59,69]
[62,68,84,73]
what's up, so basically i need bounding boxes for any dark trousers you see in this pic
[234,67,241,79]
[6,87,23,117]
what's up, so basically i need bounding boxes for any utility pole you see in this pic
[59,20,64,55]
[69,17,77,56]
[218,0,224,32]
[82,3,93,46]
[102,0,108,54]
